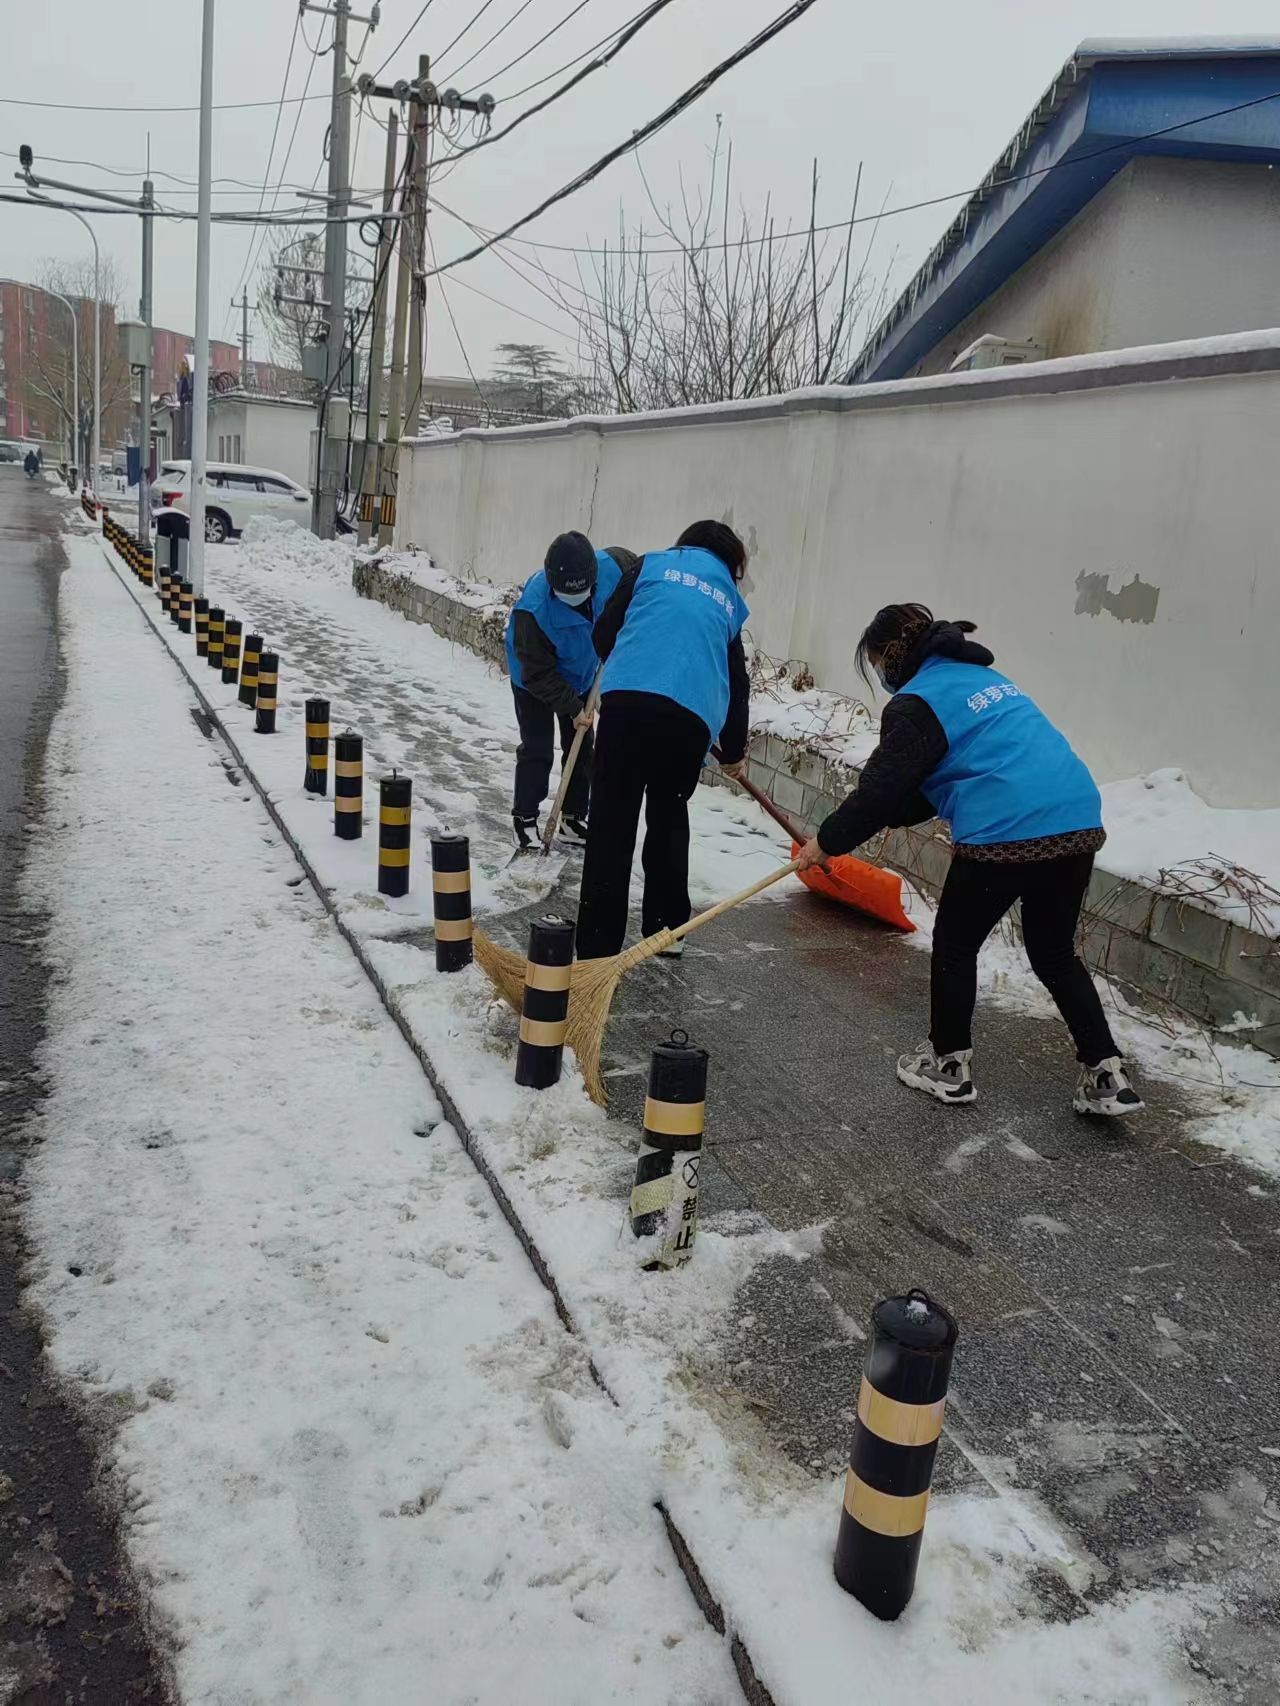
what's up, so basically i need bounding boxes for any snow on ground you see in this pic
[1100,769,1280,937]
[366,537,517,619]
[63,525,1226,1703]
[23,545,742,1705]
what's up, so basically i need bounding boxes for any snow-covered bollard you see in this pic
[304,698,329,796]
[834,1289,958,1621]
[430,834,473,973]
[239,633,261,705]
[254,653,279,734]
[514,917,574,1090]
[629,1031,706,1271]
[178,581,193,635]
[194,598,210,659]
[334,732,362,839]
[377,773,412,898]
[206,608,226,674]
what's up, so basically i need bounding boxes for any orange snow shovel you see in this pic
[713,750,916,933]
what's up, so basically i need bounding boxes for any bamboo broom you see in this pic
[476,858,801,1106]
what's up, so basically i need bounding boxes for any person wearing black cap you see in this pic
[575,519,752,960]
[503,533,637,851]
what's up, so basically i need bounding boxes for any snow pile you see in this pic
[374,545,517,619]
[746,654,880,770]
[237,512,358,586]
[1100,769,1280,936]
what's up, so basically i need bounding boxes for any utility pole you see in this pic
[138,176,154,548]
[356,109,397,544]
[353,63,494,546]
[231,289,254,387]
[304,0,380,540]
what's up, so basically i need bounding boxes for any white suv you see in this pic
[152,460,311,543]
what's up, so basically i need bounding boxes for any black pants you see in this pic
[576,693,708,960]
[511,687,592,821]
[931,852,1117,1066]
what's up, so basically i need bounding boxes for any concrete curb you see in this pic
[88,531,780,1706]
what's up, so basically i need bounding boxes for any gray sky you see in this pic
[7,1,1280,380]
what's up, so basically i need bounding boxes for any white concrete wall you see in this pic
[915,157,1280,375]
[394,336,1280,807]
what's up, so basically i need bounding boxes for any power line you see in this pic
[430,78,1280,262]
[229,11,305,317]
[425,217,493,405]
[436,0,504,69]
[436,0,543,84]
[446,268,577,338]
[0,91,330,115]
[426,0,823,276]
[372,0,442,78]
[467,0,653,100]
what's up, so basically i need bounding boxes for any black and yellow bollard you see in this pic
[207,607,225,672]
[514,917,574,1089]
[629,1032,707,1268]
[157,551,171,606]
[178,580,193,634]
[140,546,154,588]
[221,617,242,685]
[377,773,412,897]
[239,633,262,707]
[334,732,362,838]
[168,566,183,624]
[194,598,210,658]
[304,697,329,795]
[254,651,278,733]
[833,1290,957,1621]
[430,834,473,973]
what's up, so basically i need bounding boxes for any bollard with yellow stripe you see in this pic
[194,598,210,658]
[629,1032,706,1269]
[304,697,329,795]
[207,607,226,672]
[140,546,154,588]
[178,580,193,634]
[168,564,183,625]
[255,651,278,733]
[430,833,472,972]
[515,917,574,1089]
[334,731,362,839]
[834,1290,957,1621]
[239,633,262,707]
[157,549,171,605]
[221,617,242,684]
[377,773,412,897]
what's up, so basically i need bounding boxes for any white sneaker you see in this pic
[557,815,589,847]
[657,938,684,960]
[1073,1057,1144,1117]
[896,1044,977,1104]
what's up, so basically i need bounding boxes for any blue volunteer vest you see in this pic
[505,549,623,698]
[600,547,748,740]
[903,655,1101,846]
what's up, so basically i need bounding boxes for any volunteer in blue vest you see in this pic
[504,534,634,851]
[796,602,1143,1118]
[576,520,751,961]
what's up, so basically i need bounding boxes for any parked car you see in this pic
[0,440,24,463]
[151,459,311,543]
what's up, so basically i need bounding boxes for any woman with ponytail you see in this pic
[797,604,1142,1118]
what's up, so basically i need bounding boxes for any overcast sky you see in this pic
[7,1,1280,381]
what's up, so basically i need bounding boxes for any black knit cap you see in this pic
[544,530,597,598]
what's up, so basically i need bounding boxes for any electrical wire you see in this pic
[425,215,494,404]
[428,77,1280,261]
[0,92,330,115]
[445,268,577,337]
[426,0,822,275]
[436,0,505,70]
[435,0,542,85]
[229,11,304,316]
[372,0,442,79]
[465,0,651,99]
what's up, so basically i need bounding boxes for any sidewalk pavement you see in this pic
[120,532,1280,1702]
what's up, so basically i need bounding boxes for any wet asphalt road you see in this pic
[0,470,166,1701]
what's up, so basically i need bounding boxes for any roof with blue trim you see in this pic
[847,38,1280,384]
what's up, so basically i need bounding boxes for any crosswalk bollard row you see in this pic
[629,1032,706,1269]
[514,917,574,1090]
[334,732,362,839]
[240,633,262,707]
[304,697,329,795]
[430,834,473,972]
[254,652,278,734]
[833,1290,957,1621]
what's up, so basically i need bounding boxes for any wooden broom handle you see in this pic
[542,670,604,852]
[710,745,804,844]
[669,858,802,941]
